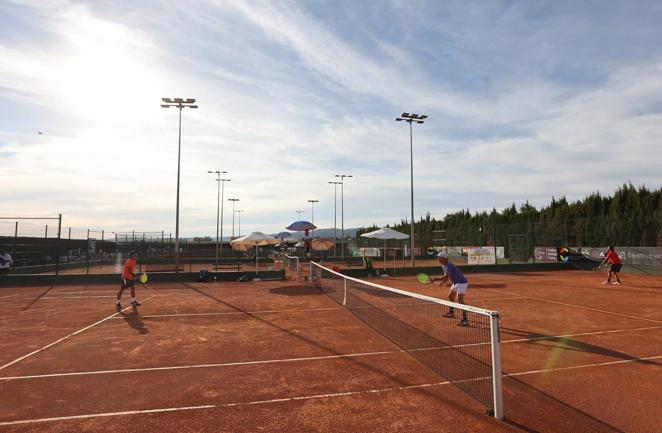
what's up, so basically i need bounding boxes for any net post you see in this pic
[489,312,504,420]
[342,277,347,306]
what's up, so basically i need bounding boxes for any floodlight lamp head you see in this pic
[395,117,403,121]
[185,98,196,103]
[402,112,410,117]
[161,97,172,103]
[174,98,184,103]
[419,114,428,119]
[189,105,198,109]
[160,105,170,108]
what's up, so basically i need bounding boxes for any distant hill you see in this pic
[270,228,360,240]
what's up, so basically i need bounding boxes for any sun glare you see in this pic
[54,11,161,122]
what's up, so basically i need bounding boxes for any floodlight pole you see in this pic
[307,200,318,238]
[396,112,427,267]
[228,199,240,239]
[208,170,228,271]
[161,97,198,272]
[335,174,352,261]
[235,210,244,237]
[296,210,305,220]
[328,181,341,257]
[307,200,319,225]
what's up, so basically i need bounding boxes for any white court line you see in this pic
[2,353,662,426]
[507,354,662,377]
[472,296,524,303]
[0,349,400,381]
[109,306,344,319]
[483,287,662,324]
[0,295,156,372]
[0,405,216,426]
[46,291,118,295]
[0,381,448,426]
[3,324,661,382]
[0,294,19,299]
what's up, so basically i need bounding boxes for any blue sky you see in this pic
[2,0,662,237]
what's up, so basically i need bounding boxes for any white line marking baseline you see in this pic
[0,295,156,372]
[1,354,661,426]
[2,324,660,381]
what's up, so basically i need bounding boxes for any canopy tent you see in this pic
[360,227,409,270]
[230,232,280,273]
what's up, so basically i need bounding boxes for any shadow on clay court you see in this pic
[119,308,149,335]
[268,286,323,296]
[180,283,629,432]
[502,375,625,433]
[179,283,479,414]
[501,326,662,367]
[469,283,507,289]
[21,285,54,311]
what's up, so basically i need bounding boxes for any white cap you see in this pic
[437,251,448,258]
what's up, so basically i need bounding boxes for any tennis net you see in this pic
[309,261,503,419]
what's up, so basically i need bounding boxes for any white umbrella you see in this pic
[360,227,409,270]
[230,232,280,273]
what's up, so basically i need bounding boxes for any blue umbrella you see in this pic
[275,231,292,240]
[286,220,317,231]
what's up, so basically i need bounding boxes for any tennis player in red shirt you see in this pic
[116,251,141,309]
[599,246,622,285]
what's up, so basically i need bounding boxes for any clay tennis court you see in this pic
[1,268,660,432]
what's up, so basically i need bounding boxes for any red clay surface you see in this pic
[0,269,661,432]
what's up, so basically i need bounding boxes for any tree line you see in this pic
[358,183,662,248]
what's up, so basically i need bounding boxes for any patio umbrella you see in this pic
[360,227,409,270]
[230,232,280,273]
[312,237,335,251]
[312,237,335,263]
[274,231,292,241]
[286,220,317,231]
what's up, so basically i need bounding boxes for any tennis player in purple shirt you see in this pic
[436,251,469,326]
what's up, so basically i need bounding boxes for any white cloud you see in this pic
[2,1,662,236]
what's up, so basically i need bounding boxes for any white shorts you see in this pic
[450,282,468,294]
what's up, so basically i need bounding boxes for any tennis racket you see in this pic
[416,273,432,284]
[139,273,148,284]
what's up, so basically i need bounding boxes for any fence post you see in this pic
[86,228,90,275]
[13,221,18,254]
[45,224,48,238]
[530,220,535,263]
[564,219,568,246]
[492,216,497,264]
[607,215,613,245]
[55,214,62,276]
